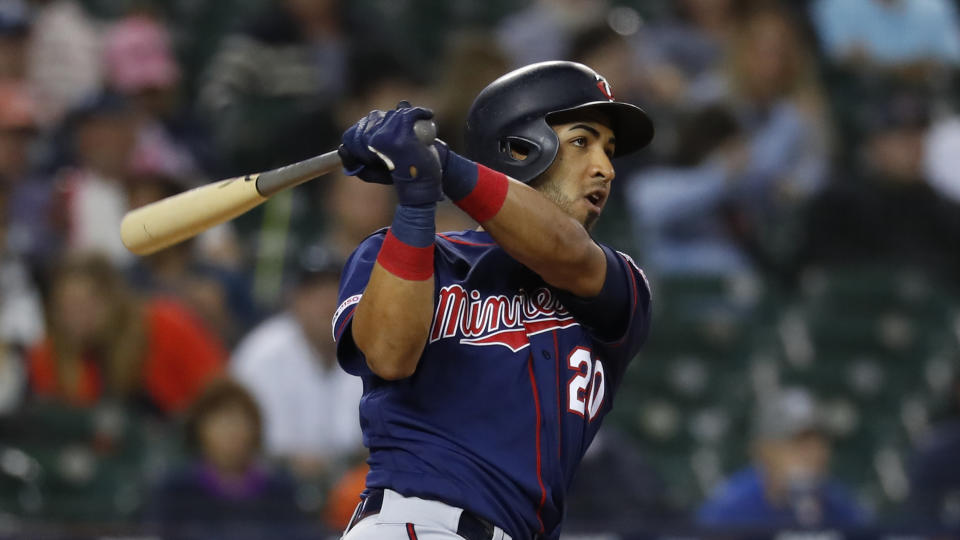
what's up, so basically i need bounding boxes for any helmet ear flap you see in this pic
[500,136,541,164]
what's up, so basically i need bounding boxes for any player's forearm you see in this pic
[352,264,433,380]
[483,180,606,296]
[337,105,445,379]
[352,204,437,380]
[442,152,605,296]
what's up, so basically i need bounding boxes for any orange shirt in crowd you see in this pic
[28,298,226,414]
[324,462,370,531]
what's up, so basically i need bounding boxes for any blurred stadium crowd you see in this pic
[0,0,959,538]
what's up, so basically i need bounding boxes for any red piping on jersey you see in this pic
[553,331,562,461]
[335,306,357,340]
[406,523,418,540]
[527,356,547,534]
[437,233,496,247]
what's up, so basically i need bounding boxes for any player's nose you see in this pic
[588,147,614,182]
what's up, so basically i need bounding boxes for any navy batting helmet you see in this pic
[464,61,654,183]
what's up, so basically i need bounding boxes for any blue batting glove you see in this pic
[367,104,443,206]
[339,109,393,185]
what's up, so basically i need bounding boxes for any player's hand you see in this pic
[367,103,443,206]
[339,110,393,185]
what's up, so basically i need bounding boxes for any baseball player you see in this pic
[333,61,654,540]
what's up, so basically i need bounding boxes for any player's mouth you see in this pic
[583,187,608,213]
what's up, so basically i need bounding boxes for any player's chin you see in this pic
[579,199,602,228]
[582,210,600,231]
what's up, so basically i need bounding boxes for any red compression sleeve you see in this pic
[377,229,435,281]
[454,164,509,223]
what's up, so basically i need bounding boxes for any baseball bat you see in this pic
[120,120,437,255]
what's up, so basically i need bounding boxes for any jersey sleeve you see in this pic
[331,231,386,377]
[553,245,652,382]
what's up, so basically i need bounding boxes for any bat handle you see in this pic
[256,119,438,197]
[414,119,440,176]
[255,150,342,198]
[414,119,437,146]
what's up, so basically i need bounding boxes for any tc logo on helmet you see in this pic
[595,76,614,101]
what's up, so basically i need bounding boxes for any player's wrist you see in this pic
[389,203,436,247]
[392,174,443,206]
[441,150,508,223]
[377,203,436,280]
[437,147,477,200]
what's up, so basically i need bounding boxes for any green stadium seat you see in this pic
[2,403,181,523]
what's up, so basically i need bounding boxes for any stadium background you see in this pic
[0,0,959,538]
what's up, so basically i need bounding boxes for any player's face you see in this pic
[531,114,615,231]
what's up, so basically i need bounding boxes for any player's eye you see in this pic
[570,137,587,148]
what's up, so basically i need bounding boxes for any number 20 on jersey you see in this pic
[567,347,605,421]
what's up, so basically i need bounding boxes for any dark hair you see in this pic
[183,378,263,454]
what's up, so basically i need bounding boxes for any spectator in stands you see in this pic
[0,82,47,415]
[104,14,215,179]
[923,113,960,205]
[908,372,960,527]
[809,0,960,73]
[685,4,830,271]
[0,188,43,415]
[628,0,739,159]
[793,92,960,282]
[432,31,510,154]
[231,244,363,480]
[0,0,31,81]
[323,461,369,532]
[627,105,753,277]
[56,92,138,266]
[0,81,60,267]
[199,0,350,307]
[125,172,259,347]
[336,52,430,145]
[0,341,26,415]
[26,0,102,129]
[198,0,347,174]
[698,387,867,528]
[0,82,36,188]
[147,378,312,540]
[565,426,678,529]
[495,0,608,68]
[633,0,736,109]
[320,172,394,261]
[27,252,225,416]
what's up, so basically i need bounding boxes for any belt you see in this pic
[345,489,497,540]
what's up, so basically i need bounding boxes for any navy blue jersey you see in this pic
[333,228,651,540]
